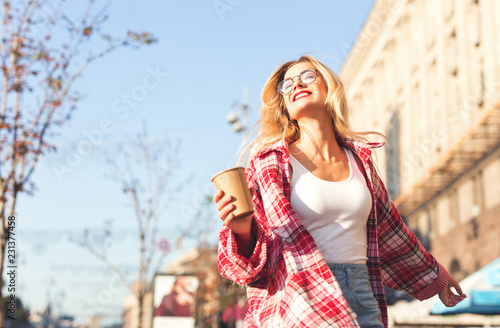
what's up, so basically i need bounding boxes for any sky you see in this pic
[13,0,375,323]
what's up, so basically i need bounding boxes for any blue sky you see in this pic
[15,0,375,323]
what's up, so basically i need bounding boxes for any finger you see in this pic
[443,290,452,307]
[453,281,464,296]
[448,276,464,296]
[446,298,456,307]
[450,294,465,306]
[440,288,454,307]
[223,212,235,227]
[213,190,224,203]
[446,289,466,307]
[215,195,232,211]
[219,203,235,220]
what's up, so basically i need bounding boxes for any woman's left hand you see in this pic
[439,275,466,307]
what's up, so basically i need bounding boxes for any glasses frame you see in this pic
[278,69,318,95]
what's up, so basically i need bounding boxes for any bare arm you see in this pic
[214,189,256,259]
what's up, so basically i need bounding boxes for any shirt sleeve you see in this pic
[216,159,270,286]
[374,169,450,301]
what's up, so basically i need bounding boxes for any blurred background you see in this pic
[2,0,500,327]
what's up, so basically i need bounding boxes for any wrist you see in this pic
[235,229,255,243]
[234,221,257,259]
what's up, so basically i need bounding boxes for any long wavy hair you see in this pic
[238,55,386,165]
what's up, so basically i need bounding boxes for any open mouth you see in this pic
[293,91,312,102]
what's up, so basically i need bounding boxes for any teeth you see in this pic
[295,92,310,101]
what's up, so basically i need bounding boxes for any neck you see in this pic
[291,115,343,163]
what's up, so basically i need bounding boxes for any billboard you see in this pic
[152,274,199,328]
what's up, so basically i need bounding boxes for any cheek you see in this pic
[321,90,328,102]
[321,85,329,100]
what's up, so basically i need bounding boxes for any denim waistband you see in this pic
[327,263,368,276]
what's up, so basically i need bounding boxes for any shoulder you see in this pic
[248,139,289,171]
[340,138,385,163]
[254,138,289,159]
[246,139,290,188]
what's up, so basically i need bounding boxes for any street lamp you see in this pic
[226,87,251,139]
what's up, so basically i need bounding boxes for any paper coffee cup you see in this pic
[212,167,254,219]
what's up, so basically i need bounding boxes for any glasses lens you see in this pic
[278,70,317,95]
[278,78,294,95]
[301,70,317,84]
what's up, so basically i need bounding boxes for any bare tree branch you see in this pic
[69,230,132,291]
[74,126,194,328]
[0,0,157,324]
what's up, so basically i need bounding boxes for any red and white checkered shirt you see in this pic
[217,138,450,327]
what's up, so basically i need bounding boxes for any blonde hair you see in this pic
[238,55,386,165]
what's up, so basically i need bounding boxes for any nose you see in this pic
[291,75,305,91]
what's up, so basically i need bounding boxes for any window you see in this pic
[472,170,484,213]
[448,189,459,230]
[386,110,400,198]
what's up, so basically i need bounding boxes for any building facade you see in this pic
[122,282,153,328]
[340,0,500,281]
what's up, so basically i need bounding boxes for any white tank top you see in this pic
[289,148,372,264]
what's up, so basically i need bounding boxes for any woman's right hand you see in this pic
[213,189,254,236]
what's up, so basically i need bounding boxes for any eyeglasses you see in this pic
[278,69,318,95]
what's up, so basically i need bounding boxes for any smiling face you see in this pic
[282,62,328,120]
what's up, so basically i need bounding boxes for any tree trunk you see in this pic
[0,203,6,327]
[137,292,144,328]
[0,224,5,328]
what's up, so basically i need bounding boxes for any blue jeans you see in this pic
[328,263,383,327]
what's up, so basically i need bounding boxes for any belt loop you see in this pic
[345,266,353,290]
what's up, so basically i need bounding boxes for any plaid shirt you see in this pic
[218,138,450,327]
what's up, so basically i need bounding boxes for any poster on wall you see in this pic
[152,274,199,328]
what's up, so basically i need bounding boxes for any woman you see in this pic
[214,56,465,327]
[154,276,195,317]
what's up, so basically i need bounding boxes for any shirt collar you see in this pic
[254,137,289,159]
[340,138,385,163]
[255,137,384,163]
